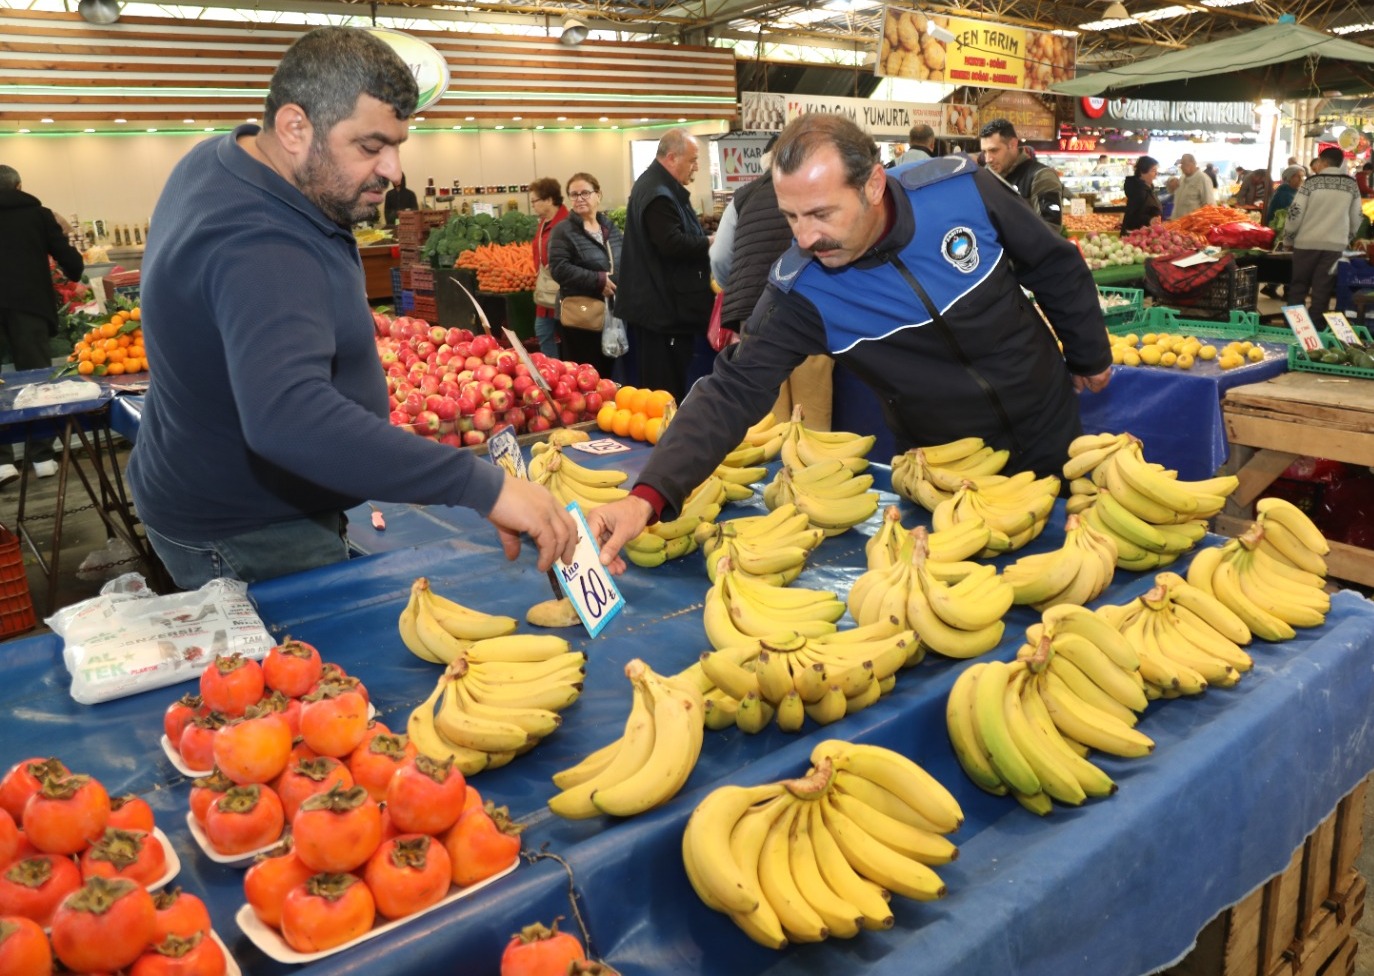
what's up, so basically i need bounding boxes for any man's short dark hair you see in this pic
[979,118,1017,140]
[908,123,935,147]
[264,27,418,134]
[773,113,880,192]
[1318,146,1345,168]
[0,165,18,192]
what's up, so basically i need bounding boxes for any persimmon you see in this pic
[108,794,156,833]
[0,916,51,976]
[213,707,292,785]
[256,690,302,739]
[243,841,314,929]
[443,801,523,888]
[385,755,466,835]
[299,683,368,758]
[362,834,452,920]
[163,694,204,746]
[188,769,233,828]
[79,828,167,887]
[499,919,586,976]
[0,810,18,868]
[50,875,157,974]
[348,733,415,804]
[0,854,83,927]
[203,784,284,856]
[0,758,69,821]
[150,887,213,942]
[177,713,226,772]
[198,653,264,718]
[23,773,109,855]
[274,756,354,823]
[129,930,227,976]
[292,784,382,874]
[280,873,376,954]
[311,664,369,706]
[262,638,323,699]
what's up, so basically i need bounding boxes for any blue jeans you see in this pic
[145,513,350,590]
[534,314,559,360]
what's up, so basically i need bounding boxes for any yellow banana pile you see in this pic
[698,504,825,585]
[947,632,1151,815]
[733,411,788,462]
[703,558,846,648]
[864,506,990,570]
[548,658,705,819]
[931,472,1060,556]
[686,471,756,512]
[1063,432,1239,571]
[406,635,584,775]
[1002,513,1118,610]
[729,406,876,473]
[1101,573,1253,698]
[849,529,1013,658]
[1252,496,1331,577]
[623,512,703,569]
[1184,507,1330,643]
[399,577,519,664]
[890,437,1012,512]
[530,447,631,511]
[680,742,960,948]
[698,627,918,732]
[763,461,880,537]
[530,428,592,452]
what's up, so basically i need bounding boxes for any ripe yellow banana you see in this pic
[434,674,531,753]
[1210,552,1295,642]
[917,436,986,466]
[1017,672,1117,798]
[784,801,863,939]
[946,662,1007,794]
[398,582,442,663]
[1257,519,1329,577]
[419,578,519,641]
[813,739,962,834]
[555,452,630,489]
[591,665,705,817]
[465,634,574,664]
[405,682,493,776]
[817,795,946,901]
[1003,668,1086,807]
[723,793,792,948]
[1111,442,1199,515]
[1042,604,1140,670]
[549,677,656,819]
[906,578,1004,659]
[1256,496,1330,554]
[1036,671,1155,758]
[681,782,785,915]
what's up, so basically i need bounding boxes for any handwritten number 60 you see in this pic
[579,572,610,619]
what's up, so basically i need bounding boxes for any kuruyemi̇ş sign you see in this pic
[366,27,451,113]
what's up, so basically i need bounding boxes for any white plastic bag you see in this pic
[49,574,275,704]
[602,308,628,358]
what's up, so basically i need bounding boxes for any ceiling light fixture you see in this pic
[1104,1,1129,18]
[560,15,589,46]
[77,0,121,24]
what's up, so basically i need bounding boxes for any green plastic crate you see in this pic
[1287,324,1374,380]
[1098,286,1144,328]
[1112,306,1298,346]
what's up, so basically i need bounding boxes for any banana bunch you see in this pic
[681,742,960,948]
[548,658,705,819]
[865,506,990,571]
[1253,496,1331,577]
[1103,574,1254,698]
[734,411,789,462]
[698,504,825,585]
[762,461,880,538]
[686,472,756,512]
[1184,515,1330,644]
[530,448,632,512]
[407,635,584,775]
[699,627,918,732]
[772,405,876,475]
[947,641,1151,814]
[399,577,519,664]
[703,558,846,648]
[1064,433,1239,570]
[530,428,592,453]
[622,512,703,569]
[849,529,1012,658]
[1002,513,1118,610]
[931,472,1060,556]
[890,439,1012,512]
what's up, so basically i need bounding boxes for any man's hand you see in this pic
[586,495,655,576]
[1073,367,1113,394]
[486,476,578,572]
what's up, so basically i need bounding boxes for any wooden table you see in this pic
[1219,371,1374,587]
[360,244,397,302]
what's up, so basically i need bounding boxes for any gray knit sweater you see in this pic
[1283,162,1364,253]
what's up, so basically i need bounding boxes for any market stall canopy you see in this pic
[1051,22,1374,101]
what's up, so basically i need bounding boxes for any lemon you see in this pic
[1139,344,1163,365]
[1122,348,1142,367]
[1247,346,1265,362]
[1218,353,1244,370]
[1160,351,1178,367]
[1199,344,1218,361]
[1111,346,1125,365]
[1239,341,1254,353]
[1141,333,1158,345]
[1123,333,1139,346]
[1176,352,1195,369]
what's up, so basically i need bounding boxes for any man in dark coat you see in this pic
[0,164,84,485]
[616,129,713,401]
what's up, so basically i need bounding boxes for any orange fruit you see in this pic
[596,402,617,432]
[614,386,638,411]
[628,412,648,441]
[77,349,91,363]
[99,322,118,339]
[89,348,107,365]
[645,417,663,445]
[611,408,634,438]
[77,361,94,375]
[645,391,674,419]
[106,362,126,375]
[129,308,141,321]
[626,390,650,416]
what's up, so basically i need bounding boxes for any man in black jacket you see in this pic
[589,113,1112,570]
[0,164,84,486]
[616,129,713,401]
[979,118,1064,227]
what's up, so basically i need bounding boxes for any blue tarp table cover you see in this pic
[5,456,1373,976]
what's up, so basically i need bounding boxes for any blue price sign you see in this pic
[555,503,625,637]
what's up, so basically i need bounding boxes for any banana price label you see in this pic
[556,503,625,638]
[568,438,631,456]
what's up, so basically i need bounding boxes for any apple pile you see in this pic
[373,313,615,448]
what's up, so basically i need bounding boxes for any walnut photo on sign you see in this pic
[878,9,948,82]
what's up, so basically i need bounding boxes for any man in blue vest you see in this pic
[588,112,1112,570]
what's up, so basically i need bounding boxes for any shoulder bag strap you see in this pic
[885,252,1023,454]
[536,218,548,267]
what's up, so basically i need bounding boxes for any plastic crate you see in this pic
[1116,306,1299,345]
[410,265,435,292]
[399,290,416,313]
[1098,286,1144,328]
[411,294,438,323]
[1287,325,1374,380]
[1148,261,1259,319]
[0,526,36,637]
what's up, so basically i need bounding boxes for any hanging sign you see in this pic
[365,28,451,113]
[741,91,956,139]
[875,7,1075,92]
[1075,96,1258,134]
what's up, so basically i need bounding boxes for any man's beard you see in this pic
[297,141,389,228]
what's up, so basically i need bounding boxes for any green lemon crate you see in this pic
[1111,306,1299,346]
[1098,286,1144,328]
[1287,324,1374,379]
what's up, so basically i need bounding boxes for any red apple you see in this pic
[389,409,409,426]
[470,335,496,358]
[474,364,498,384]
[502,407,526,431]
[379,348,399,367]
[472,406,496,432]
[429,325,447,344]
[463,430,488,446]
[575,367,599,392]
[492,373,514,391]
[455,369,475,385]
[440,432,464,448]
[527,415,551,433]
[482,347,503,367]
[435,349,454,367]
[512,375,534,397]
[597,378,618,402]
[559,391,587,416]
[402,391,424,417]
[464,355,484,372]
[415,410,441,435]
[488,389,514,412]
[584,391,603,414]
[386,363,406,380]
[446,328,468,347]
[559,409,580,427]
[522,386,546,407]
[415,340,437,360]
[419,374,441,395]
[494,351,518,375]
[434,397,458,422]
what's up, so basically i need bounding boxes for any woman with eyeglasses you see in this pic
[529,177,569,359]
[547,172,620,377]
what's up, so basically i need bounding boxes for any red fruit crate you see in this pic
[410,266,435,292]
[411,295,438,323]
[0,525,36,637]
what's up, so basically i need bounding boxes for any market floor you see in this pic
[2,332,1374,973]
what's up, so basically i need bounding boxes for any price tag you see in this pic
[1069,198,1087,217]
[554,503,625,638]
[486,426,527,478]
[1282,305,1325,352]
[568,438,632,456]
[1323,312,1365,347]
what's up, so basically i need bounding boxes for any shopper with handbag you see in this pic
[548,172,620,377]
[529,177,568,359]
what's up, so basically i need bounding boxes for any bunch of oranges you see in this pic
[68,307,147,377]
[595,386,674,445]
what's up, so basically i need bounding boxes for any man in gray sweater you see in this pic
[1281,146,1364,317]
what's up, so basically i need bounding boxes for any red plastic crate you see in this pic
[0,525,36,637]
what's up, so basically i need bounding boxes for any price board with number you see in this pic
[1282,305,1324,353]
[555,504,625,638]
